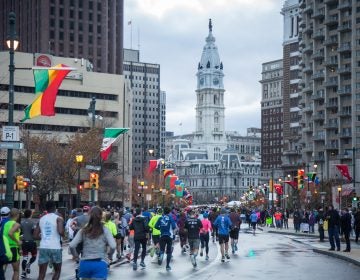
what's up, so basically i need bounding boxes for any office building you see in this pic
[0,0,124,74]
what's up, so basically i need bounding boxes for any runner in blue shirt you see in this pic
[214,208,232,262]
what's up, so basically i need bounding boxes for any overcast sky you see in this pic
[124,0,284,136]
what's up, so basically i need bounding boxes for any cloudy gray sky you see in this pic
[124,0,284,136]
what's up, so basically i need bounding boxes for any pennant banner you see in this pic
[21,64,73,122]
[100,128,129,161]
[148,160,158,174]
[170,175,178,190]
[284,180,298,189]
[165,176,172,190]
[274,184,283,195]
[335,164,352,182]
[163,169,174,179]
[176,183,184,197]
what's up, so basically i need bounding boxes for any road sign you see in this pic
[0,142,23,150]
[2,126,19,141]
[85,165,101,171]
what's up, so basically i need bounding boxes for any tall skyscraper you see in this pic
[281,0,302,178]
[260,59,284,182]
[0,0,124,74]
[123,49,164,179]
[299,0,360,192]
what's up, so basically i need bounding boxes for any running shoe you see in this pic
[205,255,209,261]
[200,251,203,257]
[158,253,164,265]
[21,272,26,279]
[225,254,230,260]
[166,265,171,271]
[190,254,196,266]
[26,264,31,274]
[133,262,137,271]
[221,256,225,262]
[140,261,146,268]
[150,247,155,257]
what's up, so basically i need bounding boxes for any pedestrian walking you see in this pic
[70,206,116,279]
[325,205,341,251]
[340,208,352,252]
[155,207,177,271]
[200,212,212,260]
[317,208,325,242]
[184,209,202,268]
[129,208,149,271]
[20,209,37,279]
[214,208,232,262]
[34,201,64,280]
[250,210,258,235]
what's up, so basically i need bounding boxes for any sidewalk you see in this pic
[260,218,360,267]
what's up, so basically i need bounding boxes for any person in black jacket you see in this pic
[355,208,360,243]
[316,208,325,242]
[326,205,341,251]
[184,209,202,268]
[129,208,149,271]
[340,208,352,252]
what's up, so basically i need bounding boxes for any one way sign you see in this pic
[2,126,20,142]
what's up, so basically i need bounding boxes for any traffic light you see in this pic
[353,196,358,202]
[89,172,99,189]
[23,181,29,192]
[16,176,24,190]
[297,169,304,189]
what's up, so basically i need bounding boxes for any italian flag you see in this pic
[100,128,129,161]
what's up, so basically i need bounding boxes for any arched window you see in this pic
[214,112,219,123]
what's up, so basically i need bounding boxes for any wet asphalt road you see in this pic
[6,227,360,279]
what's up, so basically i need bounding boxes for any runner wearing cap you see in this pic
[0,206,10,227]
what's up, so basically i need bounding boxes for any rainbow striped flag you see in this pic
[21,64,73,122]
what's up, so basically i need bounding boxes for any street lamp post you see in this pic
[337,186,342,210]
[0,168,5,206]
[140,181,145,208]
[5,12,19,208]
[75,153,84,208]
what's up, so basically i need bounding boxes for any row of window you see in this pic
[124,65,160,74]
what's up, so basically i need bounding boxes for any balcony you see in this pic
[303,26,313,34]
[313,113,325,121]
[338,87,351,95]
[337,66,351,75]
[339,1,352,11]
[324,38,338,46]
[324,15,339,26]
[303,127,313,133]
[339,110,352,117]
[313,134,325,141]
[303,85,313,94]
[312,90,325,100]
[338,43,351,53]
[324,59,338,67]
[324,122,338,130]
[299,20,306,28]
[303,6,314,14]
[324,79,338,87]
[303,66,313,74]
[312,9,325,20]
[339,131,352,138]
[303,105,313,112]
[314,155,325,162]
[326,102,338,109]
[303,146,313,153]
[325,143,339,150]
[313,30,325,40]
[338,23,352,32]
[303,46,313,54]
[312,71,325,80]
[312,51,324,60]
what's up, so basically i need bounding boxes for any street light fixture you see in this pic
[337,186,342,210]
[5,12,19,208]
[0,167,6,206]
[140,181,145,208]
[75,153,84,208]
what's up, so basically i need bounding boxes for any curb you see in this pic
[313,248,360,267]
[267,230,320,238]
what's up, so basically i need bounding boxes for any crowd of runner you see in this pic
[1,202,359,279]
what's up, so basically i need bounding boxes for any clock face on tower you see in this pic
[213,78,219,85]
[200,78,204,86]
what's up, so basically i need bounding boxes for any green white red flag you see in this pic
[100,128,129,161]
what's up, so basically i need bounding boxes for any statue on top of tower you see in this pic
[209,18,212,32]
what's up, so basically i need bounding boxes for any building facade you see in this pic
[260,59,284,183]
[0,0,124,74]
[123,49,164,180]
[298,0,360,193]
[0,52,132,206]
[281,0,303,179]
